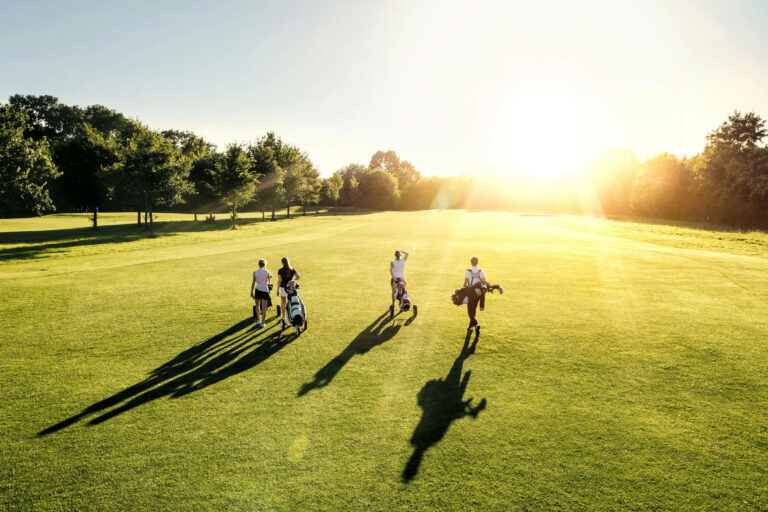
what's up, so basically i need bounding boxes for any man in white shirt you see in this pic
[250,259,272,328]
[390,249,409,308]
[463,256,487,333]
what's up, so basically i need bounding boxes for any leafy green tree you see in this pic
[8,94,83,141]
[360,169,399,210]
[209,144,260,229]
[369,150,421,190]
[282,165,305,218]
[696,111,768,226]
[0,104,60,217]
[247,131,315,218]
[321,173,343,209]
[337,163,367,207]
[586,148,639,216]
[347,175,360,210]
[114,125,192,231]
[162,130,217,220]
[630,153,693,220]
[85,105,139,140]
[369,150,399,172]
[300,173,321,214]
[55,123,119,228]
[261,175,286,220]
[282,161,319,216]
[706,111,767,153]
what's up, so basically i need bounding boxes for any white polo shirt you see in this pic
[465,266,485,285]
[391,258,406,279]
[253,268,270,292]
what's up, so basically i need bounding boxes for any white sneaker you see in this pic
[479,307,485,311]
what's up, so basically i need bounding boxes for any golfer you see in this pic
[277,257,300,323]
[390,249,409,307]
[250,259,272,328]
[464,256,487,332]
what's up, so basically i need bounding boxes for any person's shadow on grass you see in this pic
[401,332,487,482]
[297,311,403,396]
[38,319,296,436]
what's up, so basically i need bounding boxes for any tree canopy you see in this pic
[4,94,768,230]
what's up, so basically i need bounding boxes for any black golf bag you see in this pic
[451,282,503,306]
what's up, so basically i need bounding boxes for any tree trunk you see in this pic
[230,204,237,229]
[286,205,290,218]
[92,206,98,230]
[271,207,275,221]
[144,210,148,227]
[194,212,198,222]
[137,210,142,226]
[302,204,307,216]
[262,210,265,221]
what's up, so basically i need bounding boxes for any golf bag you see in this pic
[283,280,307,333]
[451,282,503,306]
[391,278,418,317]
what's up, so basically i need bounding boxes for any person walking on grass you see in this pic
[250,259,272,328]
[390,249,409,308]
[464,256,487,334]
[277,257,300,323]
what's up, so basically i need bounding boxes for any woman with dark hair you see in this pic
[276,257,300,323]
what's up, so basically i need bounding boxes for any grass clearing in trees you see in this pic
[1,211,766,510]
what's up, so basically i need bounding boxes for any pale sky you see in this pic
[2,0,767,178]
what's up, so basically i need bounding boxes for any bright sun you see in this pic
[503,88,586,182]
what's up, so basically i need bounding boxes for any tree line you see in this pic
[587,111,768,228]
[2,94,768,229]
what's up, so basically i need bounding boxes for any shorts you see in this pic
[391,277,405,287]
[254,290,270,301]
[278,287,288,298]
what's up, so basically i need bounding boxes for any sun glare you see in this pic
[503,89,586,183]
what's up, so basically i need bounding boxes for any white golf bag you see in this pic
[283,280,307,334]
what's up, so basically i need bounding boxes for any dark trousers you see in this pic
[467,296,479,327]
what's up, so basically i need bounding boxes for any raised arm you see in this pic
[401,250,409,261]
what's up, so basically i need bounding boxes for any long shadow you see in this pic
[0,215,275,261]
[402,333,487,482]
[38,318,296,436]
[297,312,403,396]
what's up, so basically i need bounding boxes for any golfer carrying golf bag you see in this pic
[464,256,486,334]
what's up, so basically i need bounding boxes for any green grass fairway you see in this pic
[1,211,767,511]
